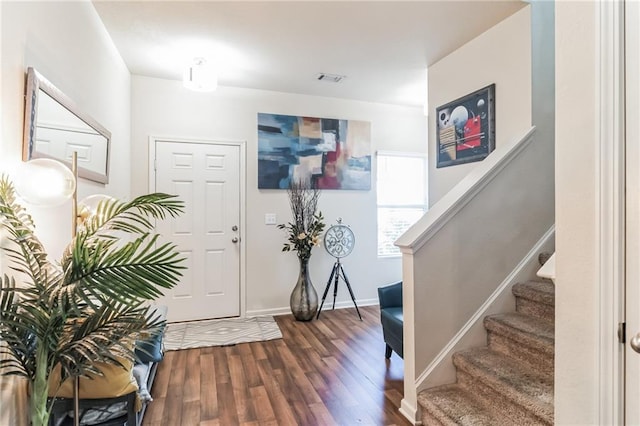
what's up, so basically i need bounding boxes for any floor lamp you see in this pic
[70,153,79,426]
[17,153,81,426]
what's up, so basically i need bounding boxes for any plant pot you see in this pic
[290,257,318,321]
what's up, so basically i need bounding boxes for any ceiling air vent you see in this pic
[316,73,346,83]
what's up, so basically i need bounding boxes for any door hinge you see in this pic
[154,158,157,171]
[618,322,626,344]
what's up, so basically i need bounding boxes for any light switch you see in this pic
[265,213,277,225]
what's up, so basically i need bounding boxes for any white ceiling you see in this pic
[92,1,526,108]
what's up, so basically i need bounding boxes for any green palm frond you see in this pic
[56,303,150,378]
[78,193,184,239]
[0,174,185,425]
[56,305,165,383]
[56,234,184,308]
[0,276,36,379]
[0,178,49,277]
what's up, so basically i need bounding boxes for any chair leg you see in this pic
[385,344,393,359]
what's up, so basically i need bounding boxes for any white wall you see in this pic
[0,2,131,423]
[427,6,532,205]
[555,1,600,423]
[131,75,426,315]
[0,1,131,259]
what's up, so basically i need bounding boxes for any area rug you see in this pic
[163,316,283,351]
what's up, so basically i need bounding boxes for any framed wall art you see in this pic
[257,113,371,190]
[436,84,495,168]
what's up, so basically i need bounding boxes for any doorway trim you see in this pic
[148,136,248,318]
[597,0,625,424]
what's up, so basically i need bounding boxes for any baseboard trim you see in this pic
[245,306,291,317]
[400,398,421,425]
[414,225,555,391]
[246,298,379,318]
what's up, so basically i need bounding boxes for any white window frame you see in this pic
[376,150,428,258]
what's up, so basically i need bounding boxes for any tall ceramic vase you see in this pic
[290,256,318,321]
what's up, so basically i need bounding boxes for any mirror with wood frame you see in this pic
[23,67,111,184]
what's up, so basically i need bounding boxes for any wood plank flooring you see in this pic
[143,305,409,426]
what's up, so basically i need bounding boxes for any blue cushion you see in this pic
[135,305,168,364]
[135,332,163,363]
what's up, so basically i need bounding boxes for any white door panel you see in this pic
[154,141,241,322]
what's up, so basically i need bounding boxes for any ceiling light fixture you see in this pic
[183,57,217,92]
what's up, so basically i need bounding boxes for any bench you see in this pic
[48,306,168,426]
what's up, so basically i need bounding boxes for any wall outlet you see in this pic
[265,213,277,225]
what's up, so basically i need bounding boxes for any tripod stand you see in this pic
[316,257,362,320]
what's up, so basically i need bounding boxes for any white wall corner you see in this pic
[555,0,602,422]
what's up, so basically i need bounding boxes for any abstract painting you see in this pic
[257,113,371,190]
[436,84,496,168]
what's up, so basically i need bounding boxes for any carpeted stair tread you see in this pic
[418,280,555,424]
[484,312,554,355]
[418,384,514,425]
[513,280,555,306]
[513,280,555,322]
[453,347,553,422]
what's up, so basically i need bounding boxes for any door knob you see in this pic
[631,332,640,354]
[232,237,239,243]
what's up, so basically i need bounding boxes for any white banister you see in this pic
[396,126,536,253]
[397,125,554,424]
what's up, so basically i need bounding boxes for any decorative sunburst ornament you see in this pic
[317,218,361,320]
[323,218,355,259]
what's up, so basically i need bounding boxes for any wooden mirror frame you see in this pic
[23,67,111,184]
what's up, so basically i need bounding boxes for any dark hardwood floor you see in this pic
[143,305,409,425]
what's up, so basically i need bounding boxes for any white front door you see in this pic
[152,139,241,322]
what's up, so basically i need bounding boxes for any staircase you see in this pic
[417,280,555,425]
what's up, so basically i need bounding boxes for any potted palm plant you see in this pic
[0,176,185,426]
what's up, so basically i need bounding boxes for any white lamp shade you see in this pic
[14,158,76,206]
[78,194,115,224]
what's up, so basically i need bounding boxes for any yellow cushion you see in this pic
[48,359,138,401]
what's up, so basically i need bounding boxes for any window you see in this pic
[377,152,427,257]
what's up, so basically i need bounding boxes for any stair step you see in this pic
[485,312,554,375]
[418,384,514,426]
[513,281,555,305]
[453,348,553,425]
[513,280,555,322]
